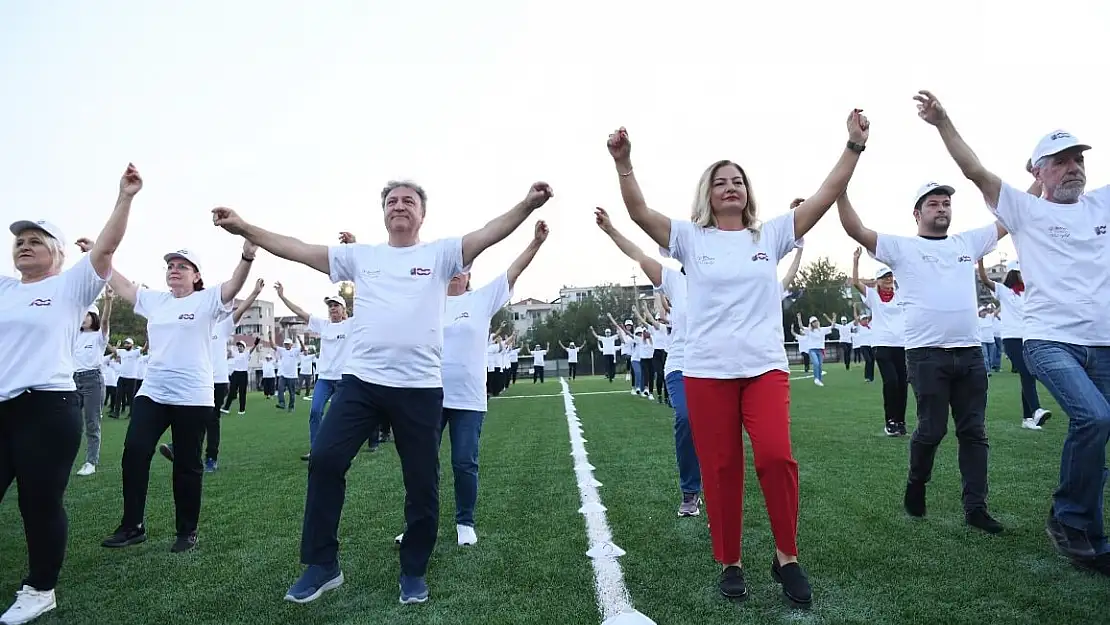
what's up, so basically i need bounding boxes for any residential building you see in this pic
[232,297,275,340]
[507,298,557,335]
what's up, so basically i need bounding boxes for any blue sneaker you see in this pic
[399,575,429,604]
[204,458,218,473]
[284,564,344,603]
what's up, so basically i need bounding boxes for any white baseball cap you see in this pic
[874,266,893,280]
[1006,260,1020,272]
[10,219,67,248]
[283,337,293,344]
[164,249,203,272]
[840,315,847,322]
[913,182,956,209]
[87,304,100,316]
[1031,130,1091,165]
[808,316,818,323]
[324,295,346,307]
[624,319,633,326]
[235,340,246,347]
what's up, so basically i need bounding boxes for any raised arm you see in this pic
[606,128,671,249]
[212,207,330,275]
[273,281,311,322]
[977,259,998,288]
[595,207,664,287]
[781,247,803,290]
[87,164,143,279]
[101,289,114,338]
[462,183,553,268]
[850,247,867,295]
[233,278,265,324]
[837,192,878,253]
[107,268,139,305]
[792,110,870,239]
[220,239,258,305]
[915,90,1003,209]
[506,220,549,289]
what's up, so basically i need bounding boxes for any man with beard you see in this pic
[836,181,1008,534]
[915,88,1110,576]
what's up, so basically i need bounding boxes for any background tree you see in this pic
[338,281,355,314]
[491,305,514,336]
[99,288,147,346]
[784,257,854,336]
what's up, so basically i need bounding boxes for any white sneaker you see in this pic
[76,463,96,476]
[394,532,404,545]
[1022,418,1043,430]
[219,409,229,414]
[630,389,637,396]
[814,379,824,387]
[645,393,654,401]
[1033,408,1052,427]
[456,524,477,546]
[1,586,56,625]
[237,411,245,416]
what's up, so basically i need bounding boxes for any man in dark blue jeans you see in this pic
[214,179,554,604]
[922,92,1110,574]
[836,180,1007,534]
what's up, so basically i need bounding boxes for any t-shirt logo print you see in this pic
[410,267,432,276]
[28,298,52,307]
[179,313,195,320]
[1096,225,1107,236]
[957,255,972,263]
[751,252,769,262]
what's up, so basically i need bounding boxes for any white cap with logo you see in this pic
[913,182,956,208]
[1032,130,1091,165]
[10,220,67,248]
[874,266,893,280]
[164,249,203,272]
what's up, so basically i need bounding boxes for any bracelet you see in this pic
[619,167,634,177]
[242,255,255,262]
[846,141,866,154]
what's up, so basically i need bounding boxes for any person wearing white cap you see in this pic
[116,336,142,417]
[792,313,831,386]
[298,346,317,396]
[976,304,998,372]
[0,163,142,625]
[850,247,908,435]
[610,315,646,396]
[261,352,277,398]
[917,90,1110,572]
[272,281,353,461]
[836,178,1007,535]
[832,314,854,372]
[274,335,302,412]
[594,207,703,517]
[213,177,553,604]
[589,326,619,382]
[850,304,875,381]
[100,238,256,555]
[524,341,551,384]
[73,293,113,477]
[976,259,1051,430]
[222,294,262,416]
[606,109,870,605]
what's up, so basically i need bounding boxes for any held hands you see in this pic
[212,207,246,235]
[242,238,258,259]
[523,182,555,211]
[338,231,356,244]
[606,127,631,165]
[533,220,550,243]
[594,207,614,232]
[274,281,285,297]
[847,109,870,144]
[914,90,947,126]
[120,163,143,197]
[75,237,94,253]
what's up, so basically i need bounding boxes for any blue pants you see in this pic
[276,376,297,411]
[981,342,998,371]
[1024,340,1110,556]
[992,336,1003,371]
[632,360,644,392]
[309,378,339,449]
[440,409,484,526]
[665,371,701,494]
[808,348,824,382]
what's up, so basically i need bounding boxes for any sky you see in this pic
[2,0,1108,317]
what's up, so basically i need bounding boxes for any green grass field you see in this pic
[1,367,1106,625]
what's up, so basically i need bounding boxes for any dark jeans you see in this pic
[1001,338,1042,422]
[262,377,275,397]
[223,371,248,413]
[509,362,519,384]
[532,365,545,384]
[604,354,616,381]
[302,375,443,576]
[840,342,852,370]
[640,358,655,394]
[206,383,229,461]
[861,345,875,381]
[309,378,340,449]
[906,347,990,513]
[277,376,297,410]
[120,396,208,536]
[873,346,908,425]
[568,363,577,380]
[653,349,667,396]
[0,391,82,590]
[116,376,138,416]
[1024,340,1110,556]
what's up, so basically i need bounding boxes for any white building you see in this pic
[507,298,558,335]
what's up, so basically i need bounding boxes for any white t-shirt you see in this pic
[329,238,464,388]
[990,182,1110,345]
[531,349,547,367]
[658,267,688,376]
[874,226,998,350]
[0,255,107,400]
[442,274,511,411]
[598,334,618,356]
[623,333,641,361]
[991,316,1002,338]
[508,348,519,364]
[977,315,995,343]
[298,354,315,374]
[103,357,119,386]
[261,360,276,378]
[800,327,830,352]
[992,282,1025,339]
[118,348,140,378]
[211,316,234,384]
[834,323,853,343]
[277,346,300,378]
[863,287,905,348]
[669,214,796,378]
[135,285,231,407]
[652,326,670,352]
[74,330,107,373]
[485,342,502,371]
[854,322,872,347]
[136,354,149,379]
[231,350,250,372]
[565,347,579,364]
[307,315,354,381]
[637,336,655,360]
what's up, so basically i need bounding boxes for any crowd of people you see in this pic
[1,89,1108,624]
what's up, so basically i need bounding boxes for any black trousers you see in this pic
[486,368,501,396]
[121,396,208,536]
[0,391,82,591]
[568,362,577,380]
[801,351,810,372]
[116,376,137,416]
[604,354,616,381]
[262,377,275,397]
[840,342,852,370]
[873,346,909,426]
[223,371,249,413]
[532,365,545,383]
[302,375,443,576]
[509,362,519,384]
[652,349,667,397]
[206,383,229,461]
[861,345,875,380]
[906,347,990,512]
[640,357,655,394]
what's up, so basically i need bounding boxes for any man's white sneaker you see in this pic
[814,379,824,387]
[237,411,245,416]
[394,532,404,545]
[645,393,654,401]
[219,409,229,414]
[630,390,637,396]
[1034,408,1052,427]
[76,463,96,476]
[1,586,56,625]
[1022,418,1043,430]
[456,525,477,546]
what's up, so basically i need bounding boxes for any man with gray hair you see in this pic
[917,89,1110,576]
[212,177,554,603]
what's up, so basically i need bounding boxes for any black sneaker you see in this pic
[159,443,174,462]
[904,482,927,517]
[771,558,813,607]
[897,422,908,436]
[1072,552,1110,577]
[170,532,198,553]
[884,422,898,437]
[1047,507,1097,559]
[301,453,311,461]
[966,509,1004,534]
[717,565,747,600]
[102,525,147,548]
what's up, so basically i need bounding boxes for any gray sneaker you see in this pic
[678,492,702,517]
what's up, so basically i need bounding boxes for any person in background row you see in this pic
[101,238,255,554]
[507,341,520,385]
[830,314,853,371]
[261,353,276,398]
[275,336,302,412]
[115,337,142,418]
[609,315,644,395]
[977,305,998,375]
[72,280,114,478]
[590,325,618,382]
[525,341,550,384]
[559,338,580,381]
[850,248,908,436]
[640,298,671,406]
[795,313,831,387]
[298,346,316,396]
[103,352,120,417]
[222,329,260,416]
[851,306,875,382]
[0,163,141,625]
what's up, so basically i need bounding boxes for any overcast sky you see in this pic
[3,0,1106,316]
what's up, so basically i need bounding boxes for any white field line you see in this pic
[559,378,655,625]
[492,389,630,400]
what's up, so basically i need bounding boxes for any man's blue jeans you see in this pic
[632,360,644,392]
[440,409,484,526]
[981,341,998,372]
[665,371,701,494]
[309,378,339,449]
[808,349,824,382]
[1024,340,1110,555]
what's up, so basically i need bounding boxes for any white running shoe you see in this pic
[1033,408,1052,427]
[1,586,56,625]
[76,463,96,476]
[394,532,404,545]
[814,379,824,387]
[456,525,477,546]
[1022,418,1043,430]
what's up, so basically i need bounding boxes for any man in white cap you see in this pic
[916,89,1110,574]
[275,336,301,412]
[836,179,1007,535]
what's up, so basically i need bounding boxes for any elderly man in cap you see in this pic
[275,336,302,412]
[917,89,1110,575]
[836,176,1008,534]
